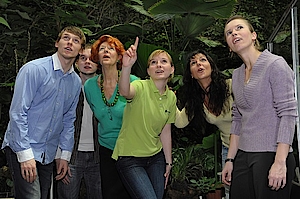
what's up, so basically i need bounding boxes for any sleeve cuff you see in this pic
[175,107,189,128]
[60,150,72,162]
[16,148,34,163]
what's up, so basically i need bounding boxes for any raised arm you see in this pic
[119,37,139,99]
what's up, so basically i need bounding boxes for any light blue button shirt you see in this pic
[2,53,81,164]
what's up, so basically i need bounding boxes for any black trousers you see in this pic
[230,150,295,199]
[99,145,131,199]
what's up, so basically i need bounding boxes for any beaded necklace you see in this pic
[99,71,120,107]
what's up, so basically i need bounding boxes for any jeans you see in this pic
[5,146,53,199]
[57,151,102,199]
[221,145,229,199]
[116,150,166,199]
[221,145,229,168]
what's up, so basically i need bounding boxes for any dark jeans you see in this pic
[99,145,131,199]
[116,151,166,199]
[230,150,296,199]
[57,151,102,199]
[5,146,53,199]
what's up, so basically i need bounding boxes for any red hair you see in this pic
[91,35,125,70]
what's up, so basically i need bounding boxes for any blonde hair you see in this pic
[147,49,174,80]
[147,50,173,67]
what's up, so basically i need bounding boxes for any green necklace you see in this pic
[99,72,120,107]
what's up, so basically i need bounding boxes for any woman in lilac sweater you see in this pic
[221,15,297,199]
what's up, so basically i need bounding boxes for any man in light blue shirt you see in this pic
[1,26,85,199]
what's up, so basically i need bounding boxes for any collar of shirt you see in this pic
[52,52,75,74]
[149,77,168,96]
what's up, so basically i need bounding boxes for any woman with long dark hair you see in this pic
[175,49,233,199]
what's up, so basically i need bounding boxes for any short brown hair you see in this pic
[56,26,86,49]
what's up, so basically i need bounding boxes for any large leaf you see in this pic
[124,0,152,17]
[196,36,225,47]
[125,0,160,11]
[95,23,143,38]
[0,17,10,29]
[149,0,237,18]
[175,15,214,39]
[6,9,32,20]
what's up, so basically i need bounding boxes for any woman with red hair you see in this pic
[84,35,139,199]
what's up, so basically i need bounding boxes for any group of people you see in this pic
[1,15,297,199]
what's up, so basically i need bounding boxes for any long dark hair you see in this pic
[182,49,231,131]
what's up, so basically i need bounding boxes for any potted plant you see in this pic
[165,142,216,199]
[190,177,223,199]
[189,130,224,199]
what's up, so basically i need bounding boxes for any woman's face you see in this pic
[98,41,121,67]
[189,53,212,83]
[147,52,174,80]
[224,19,257,54]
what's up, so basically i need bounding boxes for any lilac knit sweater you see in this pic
[231,50,297,152]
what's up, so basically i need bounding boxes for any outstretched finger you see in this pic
[133,37,139,48]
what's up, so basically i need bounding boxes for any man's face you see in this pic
[55,31,83,60]
[77,48,98,75]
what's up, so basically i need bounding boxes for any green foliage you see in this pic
[0,164,13,193]
[171,144,215,185]
[190,177,223,194]
[0,17,11,29]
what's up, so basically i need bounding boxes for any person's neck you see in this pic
[238,48,261,70]
[57,53,76,73]
[152,78,167,95]
[102,66,118,83]
[198,77,212,93]
[80,72,96,85]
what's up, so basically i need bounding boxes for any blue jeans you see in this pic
[57,151,102,199]
[221,145,230,199]
[116,151,166,199]
[5,146,53,199]
[221,145,229,168]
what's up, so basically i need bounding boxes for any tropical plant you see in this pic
[166,143,215,198]
[167,128,222,197]
[190,176,223,195]
[120,0,237,79]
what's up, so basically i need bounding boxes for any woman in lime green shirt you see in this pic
[112,38,176,199]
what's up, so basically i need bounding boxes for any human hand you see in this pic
[268,161,287,190]
[61,166,72,184]
[164,164,172,189]
[55,159,69,181]
[222,162,233,186]
[21,159,37,183]
[122,37,139,68]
